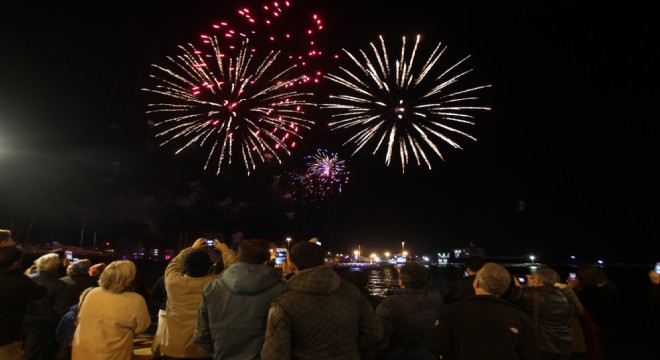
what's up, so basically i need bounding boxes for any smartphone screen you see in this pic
[655,262,660,274]
[569,272,577,280]
[517,276,526,284]
[205,239,214,247]
[275,248,287,265]
[65,251,73,260]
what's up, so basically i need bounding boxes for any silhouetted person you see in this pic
[23,253,69,360]
[568,265,619,360]
[431,262,540,360]
[375,262,444,359]
[444,255,485,304]
[510,267,572,360]
[59,259,98,309]
[0,234,47,360]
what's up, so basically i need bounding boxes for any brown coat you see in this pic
[161,247,235,358]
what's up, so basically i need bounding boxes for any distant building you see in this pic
[437,245,485,265]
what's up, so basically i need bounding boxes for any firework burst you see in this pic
[321,35,491,173]
[142,36,315,175]
[307,148,347,180]
[282,149,349,207]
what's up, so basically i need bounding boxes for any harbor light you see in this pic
[529,255,536,264]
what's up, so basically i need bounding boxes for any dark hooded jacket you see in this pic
[261,265,383,360]
[375,287,445,359]
[194,262,287,360]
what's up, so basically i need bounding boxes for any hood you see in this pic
[287,266,341,295]
[221,262,284,295]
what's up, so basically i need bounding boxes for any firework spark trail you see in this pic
[205,0,326,84]
[143,36,315,175]
[322,35,491,173]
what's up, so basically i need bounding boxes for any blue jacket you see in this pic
[55,304,78,346]
[194,262,287,359]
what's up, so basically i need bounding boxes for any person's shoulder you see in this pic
[121,290,148,303]
[338,279,364,297]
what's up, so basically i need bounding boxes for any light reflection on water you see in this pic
[336,263,548,298]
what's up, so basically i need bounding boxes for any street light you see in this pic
[286,237,292,251]
[384,252,390,258]
[402,241,405,254]
[529,255,536,264]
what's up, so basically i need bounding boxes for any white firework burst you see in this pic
[322,34,490,173]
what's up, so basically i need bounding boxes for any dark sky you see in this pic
[1,1,657,263]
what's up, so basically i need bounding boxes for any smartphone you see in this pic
[65,250,73,260]
[275,248,287,265]
[205,239,214,247]
[515,274,526,285]
[655,262,660,274]
[569,272,577,280]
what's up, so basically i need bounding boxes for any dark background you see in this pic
[1,1,657,263]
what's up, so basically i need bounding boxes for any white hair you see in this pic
[36,253,61,272]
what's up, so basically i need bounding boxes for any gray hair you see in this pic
[476,263,511,296]
[36,253,61,272]
[99,260,136,293]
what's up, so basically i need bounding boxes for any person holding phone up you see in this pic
[509,267,573,360]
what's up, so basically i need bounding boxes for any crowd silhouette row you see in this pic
[1,229,659,360]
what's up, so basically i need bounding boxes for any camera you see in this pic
[65,250,73,261]
[205,239,214,247]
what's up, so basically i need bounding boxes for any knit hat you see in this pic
[88,263,106,277]
[68,260,90,276]
[184,250,211,278]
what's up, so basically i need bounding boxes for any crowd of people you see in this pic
[1,228,658,360]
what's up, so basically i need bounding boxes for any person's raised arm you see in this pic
[214,240,236,269]
[166,238,206,281]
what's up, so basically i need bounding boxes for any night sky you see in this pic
[1,1,657,263]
